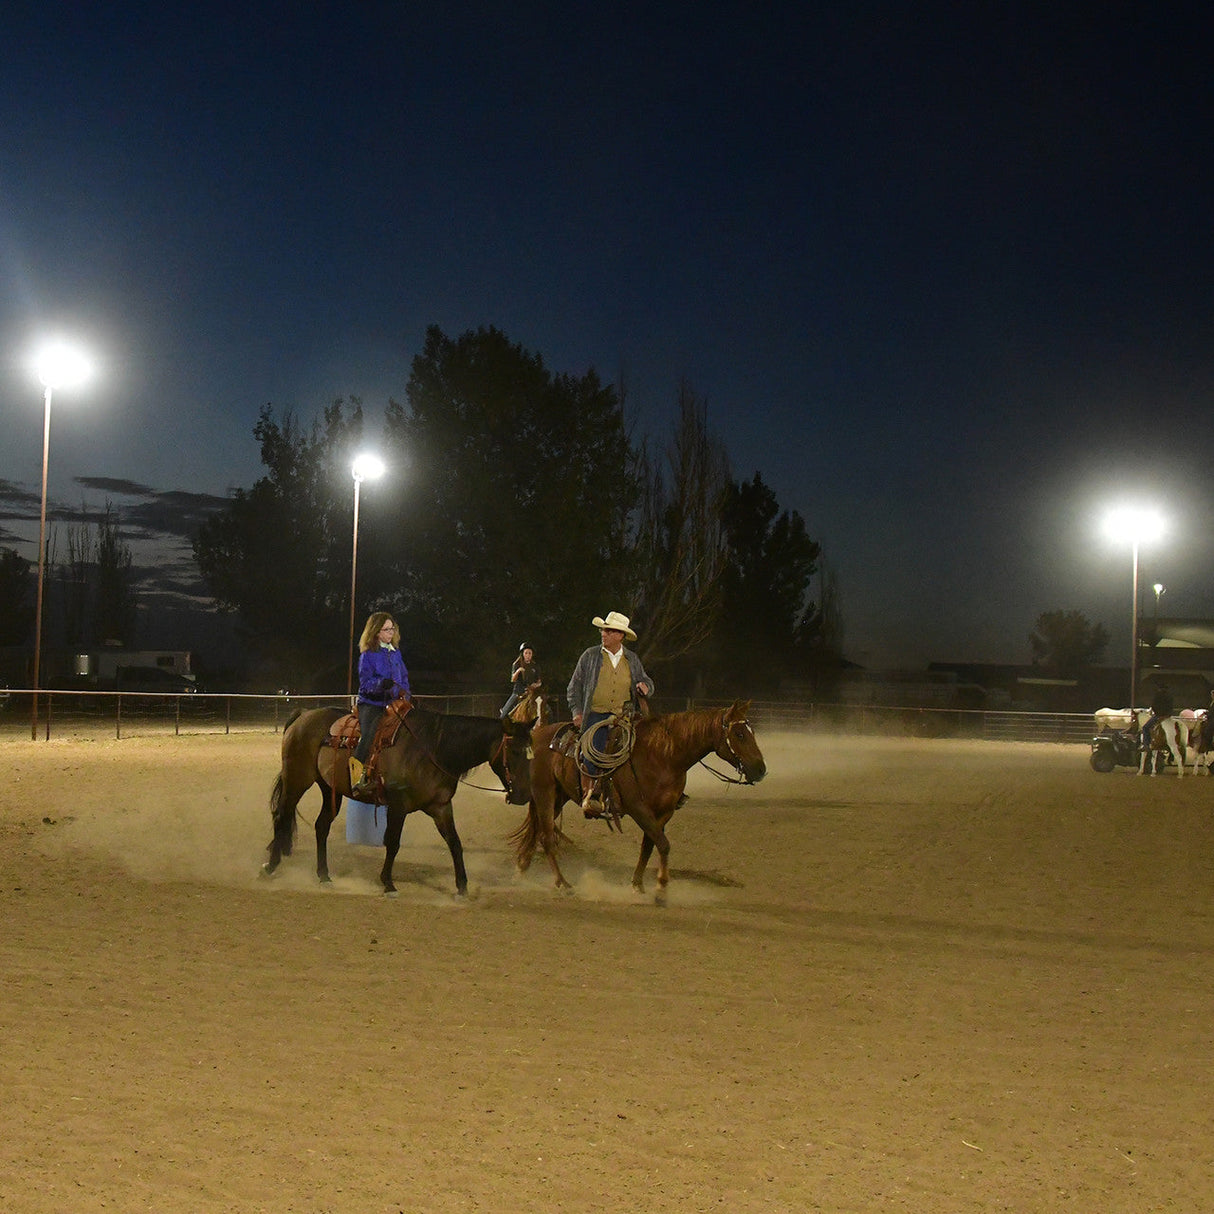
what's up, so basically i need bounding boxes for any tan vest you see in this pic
[590,652,632,714]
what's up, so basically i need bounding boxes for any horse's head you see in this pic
[714,699,767,784]
[494,716,537,805]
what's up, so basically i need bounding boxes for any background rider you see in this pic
[500,643,542,719]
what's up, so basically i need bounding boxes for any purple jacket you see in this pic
[357,645,411,706]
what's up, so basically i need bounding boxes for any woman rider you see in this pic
[349,612,411,799]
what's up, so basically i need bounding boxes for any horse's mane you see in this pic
[635,705,720,763]
[405,704,505,774]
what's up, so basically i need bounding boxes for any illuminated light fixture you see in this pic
[29,338,95,739]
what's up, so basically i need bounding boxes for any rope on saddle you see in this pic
[578,711,635,775]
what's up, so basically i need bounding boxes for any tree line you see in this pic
[192,324,841,696]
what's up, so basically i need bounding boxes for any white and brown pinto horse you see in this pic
[1180,709,1214,774]
[1132,709,1190,776]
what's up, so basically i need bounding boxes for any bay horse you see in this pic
[510,699,766,895]
[263,703,535,895]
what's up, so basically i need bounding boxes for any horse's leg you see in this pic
[621,796,672,894]
[516,758,572,889]
[1167,722,1185,777]
[540,787,572,890]
[264,769,314,875]
[313,780,340,882]
[379,805,407,895]
[427,800,468,896]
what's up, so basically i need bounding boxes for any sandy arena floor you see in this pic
[2,728,1212,1212]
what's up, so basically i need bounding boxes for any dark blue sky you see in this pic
[2,2,1211,667]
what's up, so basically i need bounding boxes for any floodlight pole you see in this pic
[346,471,364,699]
[30,386,53,740]
[345,453,385,698]
[1129,538,1140,713]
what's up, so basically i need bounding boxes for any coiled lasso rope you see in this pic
[577,711,636,775]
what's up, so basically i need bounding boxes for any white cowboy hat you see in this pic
[592,610,636,641]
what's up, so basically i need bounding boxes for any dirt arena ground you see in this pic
[3,727,1212,1213]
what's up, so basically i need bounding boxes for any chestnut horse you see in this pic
[263,704,535,895]
[510,699,766,895]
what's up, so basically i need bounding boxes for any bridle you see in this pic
[698,710,760,785]
[399,714,525,797]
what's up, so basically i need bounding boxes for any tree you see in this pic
[53,501,138,649]
[382,325,636,674]
[714,473,822,692]
[1029,609,1109,677]
[0,548,33,646]
[193,399,364,687]
[95,504,138,645]
[629,381,730,671]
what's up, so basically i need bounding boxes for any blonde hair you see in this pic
[359,612,398,653]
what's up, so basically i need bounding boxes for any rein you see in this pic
[400,714,515,795]
[697,710,758,785]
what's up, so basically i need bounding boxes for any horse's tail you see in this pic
[507,802,540,865]
[268,772,298,855]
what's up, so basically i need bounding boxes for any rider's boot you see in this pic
[581,775,604,817]
[350,756,376,800]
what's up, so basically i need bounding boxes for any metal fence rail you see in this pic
[0,688,1098,745]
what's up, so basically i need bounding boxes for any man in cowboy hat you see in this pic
[567,611,655,816]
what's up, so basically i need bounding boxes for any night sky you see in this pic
[2,2,1211,668]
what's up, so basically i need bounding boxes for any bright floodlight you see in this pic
[351,452,385,483]
[33,339,93,391]
[1103,505,1166,545]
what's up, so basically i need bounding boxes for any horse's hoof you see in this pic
[259,863,276,879]
[382,888,399,898]
[318,874,332,884]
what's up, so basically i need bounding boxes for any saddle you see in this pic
[550,721,579,758]
[550,720,626,831]
[326,697,414,801]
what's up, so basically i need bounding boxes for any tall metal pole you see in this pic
[31,385,52,741]
[346,474,363,699]
[1129,538,1140,712]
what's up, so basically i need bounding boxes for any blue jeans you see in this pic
[579,710,613,777]
[355,702,385,764]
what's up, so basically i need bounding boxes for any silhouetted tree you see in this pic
[714,473,822,692]
[52,501,138,649]
[382,325,635,674]
[193,399,364,686]
[630,381,730,671]
[0,548,33,646]
[1029,609,1109,677]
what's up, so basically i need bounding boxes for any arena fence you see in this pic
[0,688,1100,745]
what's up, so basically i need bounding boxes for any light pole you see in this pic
[1104,507,1165,712]
[30,340,93,740]
[347,453,385,698]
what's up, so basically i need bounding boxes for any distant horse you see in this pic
[263,703,535,894]
[1132,710,1188,777]
[510,699,766,895]
[1180,709,1214,775]
[506,683,549,726]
